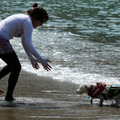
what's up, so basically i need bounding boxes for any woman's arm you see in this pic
[21,36,40,69]
[21,19,51,70]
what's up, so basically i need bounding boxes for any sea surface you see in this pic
[1,1,120,120]
[0,0,120,85]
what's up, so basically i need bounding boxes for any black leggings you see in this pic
[0,52,21,100]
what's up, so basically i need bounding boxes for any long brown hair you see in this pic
[27,3,49,22]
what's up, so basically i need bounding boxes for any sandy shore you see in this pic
[0,70,120,120]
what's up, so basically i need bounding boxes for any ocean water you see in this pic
[0,0,120,85]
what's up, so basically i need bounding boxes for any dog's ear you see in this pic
[85,85,89,92]
[85,85,89,89]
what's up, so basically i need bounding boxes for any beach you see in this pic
[0,0,120,119]
[0,70,119,120]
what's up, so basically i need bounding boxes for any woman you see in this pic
[0,3,52,101]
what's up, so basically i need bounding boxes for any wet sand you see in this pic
[0,70,120,120]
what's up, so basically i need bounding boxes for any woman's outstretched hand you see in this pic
[33,58,52,71]
[43,59,52,71]
[31,59,40,69]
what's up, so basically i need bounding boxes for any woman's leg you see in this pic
[0,65,11,79]
[0,52,21,101]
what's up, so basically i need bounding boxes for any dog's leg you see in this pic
[113,96,120,106]
[99,96,104,106]
[90,98,93,104]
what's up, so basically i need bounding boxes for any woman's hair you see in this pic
[27,3,49,22]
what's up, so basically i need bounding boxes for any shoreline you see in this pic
[0,70,120,120]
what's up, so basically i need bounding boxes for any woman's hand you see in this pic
[40,58,52,71]
[33,61,40,69]
[31,59,40,69]
[43,59,52,71]
[31,58,52,71]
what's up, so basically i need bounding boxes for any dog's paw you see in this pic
[111,103,119,107]
[99,104,103,106]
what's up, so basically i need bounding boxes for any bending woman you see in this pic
[0,3,52,101]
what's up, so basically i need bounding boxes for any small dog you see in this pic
[76,82,120,106]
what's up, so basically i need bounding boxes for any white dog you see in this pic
[76,82,120,106]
